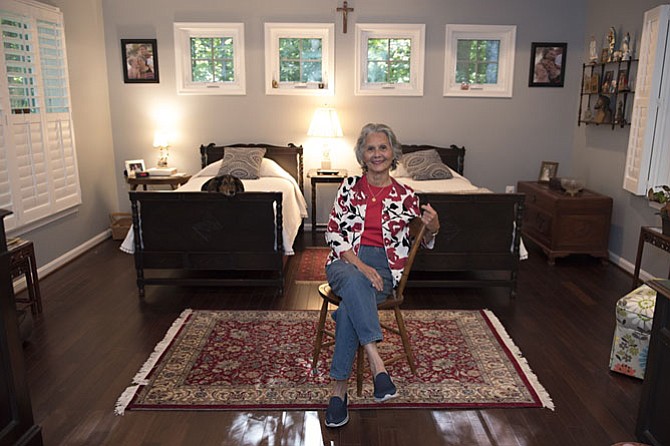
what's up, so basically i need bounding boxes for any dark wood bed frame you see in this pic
[401,144,525,297]
[129,143,304,297]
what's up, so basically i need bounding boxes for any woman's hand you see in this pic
[357,263,384,292]
[340,250,384,291]
[420,203,440,237]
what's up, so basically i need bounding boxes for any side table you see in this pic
[9,239,42,316]
[307,169,347,244]
[632,226,670,290]
[126,173,191,191]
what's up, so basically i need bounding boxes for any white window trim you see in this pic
[264,23,334,96]
[443,24,516,98]
[173,22,246,96]
[354,23,425,97]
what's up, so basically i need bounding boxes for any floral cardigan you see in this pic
[325,175,434,287]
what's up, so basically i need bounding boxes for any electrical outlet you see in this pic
[505,185,515,193]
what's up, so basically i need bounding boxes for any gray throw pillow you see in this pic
[217,147,266,179]
[401,149,453,180]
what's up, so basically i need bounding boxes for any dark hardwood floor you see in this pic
[17,232,644,445]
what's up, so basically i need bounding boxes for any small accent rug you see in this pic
[294,247,329,283]
[115,309,553,414]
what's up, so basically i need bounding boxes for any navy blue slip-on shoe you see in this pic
[373,372,398,403]
[325,394,349,428]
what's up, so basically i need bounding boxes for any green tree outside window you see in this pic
[279,38,322,82]
[366,38,411,83]
[190,37,235,83]
[455,39,499,84]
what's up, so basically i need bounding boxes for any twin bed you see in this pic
[126,142,524,297]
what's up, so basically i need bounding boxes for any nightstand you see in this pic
[126,173,191,191]
[517,181,613,265]
[307,169,347,244]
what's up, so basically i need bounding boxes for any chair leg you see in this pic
[394,307,416,374]
[356,345,364,397]
[312,299,330,372]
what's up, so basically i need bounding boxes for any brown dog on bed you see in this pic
[201,174,245,196]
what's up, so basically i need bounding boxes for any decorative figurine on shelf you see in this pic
[589,35,599,64]
[622,32,631,60]
[607,26,616,62]
[582,105,593,122]
[615,100,625,125]
[594,95,612,124]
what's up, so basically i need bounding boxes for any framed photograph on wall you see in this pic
[124,159,146,177]
[121,39,159,83]
[538,161,559,183]
[528,42,567,87]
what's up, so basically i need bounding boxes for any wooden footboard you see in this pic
[413,193,525,297]
[129,191,284,297]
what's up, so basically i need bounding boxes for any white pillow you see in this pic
[195,159,223,178]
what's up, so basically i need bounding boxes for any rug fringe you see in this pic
[113,309,193,415]
[482,309,555,411]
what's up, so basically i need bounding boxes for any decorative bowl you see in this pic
[561,178,585,196]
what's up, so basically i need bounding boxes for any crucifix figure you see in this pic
[336,1,354,34]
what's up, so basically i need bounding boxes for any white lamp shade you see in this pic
[152,130,170,148]
[307,108,343,138]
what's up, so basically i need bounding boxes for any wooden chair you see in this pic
[312,218,427,396]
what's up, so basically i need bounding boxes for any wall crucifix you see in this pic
[336,1,354,34]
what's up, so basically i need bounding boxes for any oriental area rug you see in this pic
[115,309,554,414]
[294,247,329,283]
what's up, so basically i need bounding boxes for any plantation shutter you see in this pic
[623,5,670,195]
[0,0,81,232]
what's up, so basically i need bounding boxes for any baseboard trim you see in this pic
[13,230,112,293]
[608,250,654,283]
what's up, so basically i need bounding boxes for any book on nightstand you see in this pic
[146,167,177,176]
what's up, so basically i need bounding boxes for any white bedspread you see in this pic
[120,159,308,256]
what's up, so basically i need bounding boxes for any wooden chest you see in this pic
[517,181,613,264]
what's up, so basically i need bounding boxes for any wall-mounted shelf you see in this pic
[578,58,638,129]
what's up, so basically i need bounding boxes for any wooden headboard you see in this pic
[199,143,305,192]
[402,144,465,176]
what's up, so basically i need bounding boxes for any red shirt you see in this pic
[361,177,391,247]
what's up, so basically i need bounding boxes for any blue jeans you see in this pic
[325,245,393,380]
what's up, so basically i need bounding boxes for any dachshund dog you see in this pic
[201,174,245,196]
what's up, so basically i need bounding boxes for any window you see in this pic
[443,25,516,98]
[355,24,425,96]
[174,22,246,95]
[0,0,81,233]
[264,23,334,96]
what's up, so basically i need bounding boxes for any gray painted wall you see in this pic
[101,0,586,230]
[20,0,668,281]
[576,0,669,278]
[15,0,117,267]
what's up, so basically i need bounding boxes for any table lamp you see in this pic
[152,130,170,167]
[307,107,343,173]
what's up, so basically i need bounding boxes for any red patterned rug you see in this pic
[115,309,553,414]
[294,247,329,283]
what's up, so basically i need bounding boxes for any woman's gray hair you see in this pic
[354,123,403,171]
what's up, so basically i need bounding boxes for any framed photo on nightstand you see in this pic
[124,159,146,178]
